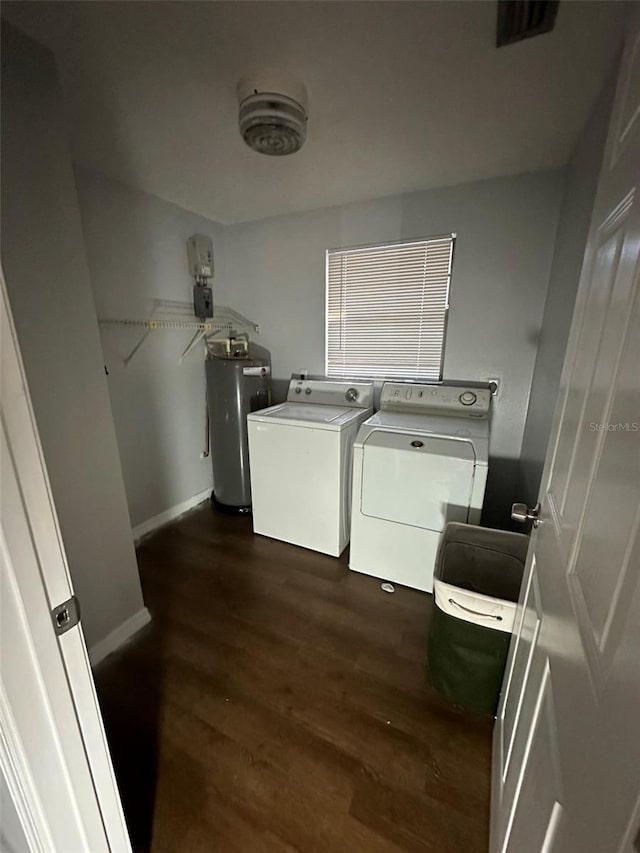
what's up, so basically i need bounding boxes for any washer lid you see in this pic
[263,403,351,422]
[247,402,371,430]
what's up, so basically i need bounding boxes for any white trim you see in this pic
[88,607,151,667]
[2,270,130,851]
[0,688,52,853]
[132,488,211,542]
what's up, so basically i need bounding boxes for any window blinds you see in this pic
[325,235,454,380]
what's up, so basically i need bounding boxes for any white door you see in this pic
[492,10,640,853]
[0,275,131,853]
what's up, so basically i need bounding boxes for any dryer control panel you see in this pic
[380,383,491,418]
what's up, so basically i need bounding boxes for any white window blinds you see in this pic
[325,234,454,380]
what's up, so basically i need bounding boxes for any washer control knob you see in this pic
[295,386,301,394]
[459,391,477,406]
[345,387,359,403]
[305,387,312,395]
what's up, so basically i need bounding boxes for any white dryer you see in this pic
[349,382,491,593]
[247,379,373,556]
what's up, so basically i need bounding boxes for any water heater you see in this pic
[205,342,271,513]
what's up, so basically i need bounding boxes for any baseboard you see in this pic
[88,607,151,667]
[132,487,211,542]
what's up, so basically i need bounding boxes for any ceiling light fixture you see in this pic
[237,75,308,156]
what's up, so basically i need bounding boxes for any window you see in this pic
[325,234,454,380]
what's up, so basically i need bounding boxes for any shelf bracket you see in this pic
[123,321,157,366]
[179,328,207,363]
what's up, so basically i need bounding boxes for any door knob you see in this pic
[511,502,541,528]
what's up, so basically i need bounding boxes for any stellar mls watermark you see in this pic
[589,421,639,432]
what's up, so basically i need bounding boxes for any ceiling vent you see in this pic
[497,0,560,47]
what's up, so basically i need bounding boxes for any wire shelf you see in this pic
[99,300,258,331]
[98,300,259,365]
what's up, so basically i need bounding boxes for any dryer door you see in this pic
[361,432,476,530]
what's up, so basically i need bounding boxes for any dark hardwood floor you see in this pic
[95,504,492,853]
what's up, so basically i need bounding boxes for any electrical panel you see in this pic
[187,233,214,279]
[193,284,214,319]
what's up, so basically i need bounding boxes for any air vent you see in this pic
[497,0,559,47]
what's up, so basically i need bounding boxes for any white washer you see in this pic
[247,379,373,556]
[349,382,491,593]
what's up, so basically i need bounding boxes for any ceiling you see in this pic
[2,1,628,224]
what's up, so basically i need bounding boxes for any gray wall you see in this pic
[75,169,229,528]
[224,171,564,526]
[71,160,564,531]
[1,25,145,650]
[517,75,615,508]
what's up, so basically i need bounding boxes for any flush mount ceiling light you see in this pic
[238,75,308,156]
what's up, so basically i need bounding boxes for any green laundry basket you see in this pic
[428,522,529,716]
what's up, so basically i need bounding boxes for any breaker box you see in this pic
[193,284,213,319]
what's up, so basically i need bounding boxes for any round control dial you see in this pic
[459,391,477,406]
[345,387,359,402]
[294,386,301,394]
[305,387,312,395]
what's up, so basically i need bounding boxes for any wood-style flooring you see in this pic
[95,504,492,853]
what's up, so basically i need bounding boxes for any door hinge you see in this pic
[51,595,80,636]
